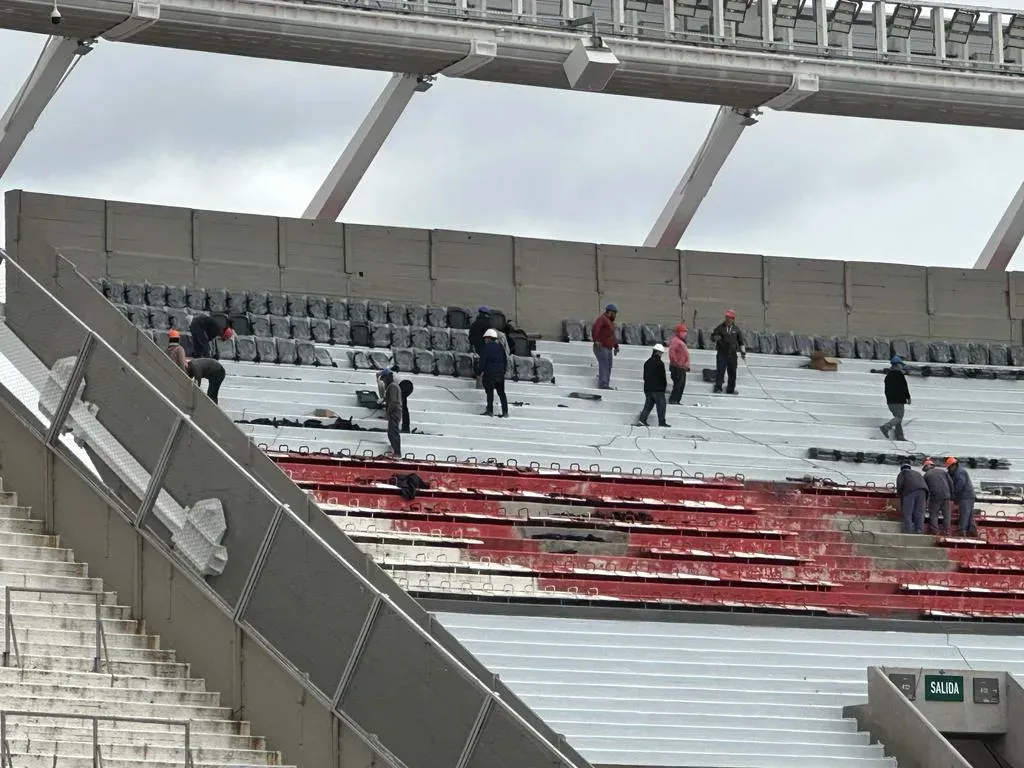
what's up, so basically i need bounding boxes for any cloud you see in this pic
[2,26,1024,268]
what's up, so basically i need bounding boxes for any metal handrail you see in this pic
[2,588,111,675]
[0,710,194,768]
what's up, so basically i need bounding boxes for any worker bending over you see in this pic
[164,329,226,404]
[377,370,414,433]
[189,312,234,359]
[946,457,978,537]
[895,463,927,534]
[922,458,953,535]
[711,309,746,395]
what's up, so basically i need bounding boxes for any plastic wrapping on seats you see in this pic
[890,338,910,360]
[909,340,929,362]
[311,318,332,344]
[146,283,168,307]
[1009,345,1024,367]
[105,279,126,302]
[563,319,585,342]
[661,327,675,345]
[229,313,252,336]
[288,294,310,318]
[163,285,186,310]
[291,317,312,341]
[367,300,388,324]
[186,287,207,311]
[835,338,855,358]
[450,328,471,353]
[207,289,228,313]
[387,303,409,326]
[415,349,436,375]
[127,305,150,329]
[148,308,171,330]
[328,298,348,321]
[369,350,392,369]
[854,337,873,359]
[969,342,990,366]
[583,321,593,342]
[534,356,554,383]
[350,350,371,370]
[296,341,316,366]
[370,322,392,348]
[813,336,837,356]
[505,356,515,380]
[390,325,411,349]
[112,303,130,319]
[430,327,452,351]
[236,336,258,362]
[614,324,624,344]
[314,347,335,367]
[950,342,971,365]
[248,291,269,316]
[276,338,298,365]
[348,300,369,324]
[446,307,470,329]
[180,333,195,357]
[215,338,237,362]
[621,323,642,346]
[990,343,1009,367]
[514,355,536,381]
[695,328,711,350]
[758,332,776,355]
[250,315,271,338]
[427,305,447,328]
[775,332,797,355]
[350,321,370,347]
[392,347,416,373]
[406,304,427,328]
[929,340,952,364]
[307,295,329,320]
[151,330,168,348]
[872,338,891,360]
[268,293,289,317]
[641,324,662,345]
[410,326,431,350]
[227,290,249,314]
[795,335,813,357]
[454,352,476,378]
[331,320,351,345]
[270,315,291,339]
[125,282,146,306]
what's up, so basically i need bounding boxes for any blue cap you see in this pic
[605,304,618,312]
[478,306,490,313]
[891,355,903,366]
[379,368,392,377]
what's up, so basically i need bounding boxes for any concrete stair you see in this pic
[831,515,954,573]
[0,479,293,768]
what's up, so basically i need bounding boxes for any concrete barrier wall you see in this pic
[6,189,1024,343]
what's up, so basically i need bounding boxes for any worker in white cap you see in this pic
[478,328,509,418]
[636,344,670,428]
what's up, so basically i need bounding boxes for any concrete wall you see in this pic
[6,189,1024,343]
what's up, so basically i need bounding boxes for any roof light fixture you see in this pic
[887,3,919,38]
[624,0,649,11]
[723,0,750,23]
[946,8,978,44]
[828,0,861,34]
[773,0,804,28]
[1006,13,1024,48]
[675,0,700,17]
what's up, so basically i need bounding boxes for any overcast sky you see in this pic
[2,26,1024,269]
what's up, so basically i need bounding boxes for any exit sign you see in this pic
[925,675,965,702]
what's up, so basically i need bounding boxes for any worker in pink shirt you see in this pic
[668,323,691,405]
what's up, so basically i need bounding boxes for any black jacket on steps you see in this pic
[643,355,667,394]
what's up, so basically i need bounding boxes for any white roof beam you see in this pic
[0,36,93,183]
[102,0,161,42]
[975,179,1024,270]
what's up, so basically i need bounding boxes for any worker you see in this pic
[377,371,415,433]
[667,323,691,405]
[636,344,670,428]
[710,309,746,395]
[895,463,927,534]
[946,457,978,537]
[189,312,234,359]
[378,368,403,457]
[922,458,953,535]
[880,355,910,441]
[469,306,492,389]
[164,329,226,404]
[478,328,509,418]
[591,304,620,390]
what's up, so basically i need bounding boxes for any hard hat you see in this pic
[222,327,235,340]
[676,323,687,334]
[725,309,736,319]
[945,456,958,467]
[653,344,665,353]
[923,458,935,468]
[478,306,490,314]
[167,329,180,340]
[484,328,498,339]
[891,355,903,366]
[605,304,618,313]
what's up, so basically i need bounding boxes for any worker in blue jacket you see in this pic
[477,328,509,418]
[946,457,978,537]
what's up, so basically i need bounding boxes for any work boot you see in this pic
[658,422,671,428]
[635,420,649,427]
[481,409,493,417]
[712,387,723,394]
[879,426,890,439]
[498,412,508,418]
[727,390,738,395]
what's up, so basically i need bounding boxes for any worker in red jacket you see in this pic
[667,323,691,404]
[591,304,619,389]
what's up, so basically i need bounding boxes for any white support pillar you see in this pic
[643,73,818,249]
[0,37,93,181]
[975,181,1024,270]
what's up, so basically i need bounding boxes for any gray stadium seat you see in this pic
[126,282,147,306]
[951,342,970,365]
[929,340,952,363]
[891,338,910,359]
[758,332,776,355]
[313,347,335,367]
[407,304,428,327]
[348,299,369,323]
[836,338,855,358]
[207,288,229,313]
[255,336,277,364]
[813,336,837,356]
[621,323,641,345]
[288,294,309,318]
[270,315,291,339]
[414,349,436,375]
[534,356,554,383]
[268,293,289,317]
[427,305,447,328]
[227,290,249,314]
[393,348,416,373]
[450,328,471,354]
[166,285,187,309]
[854,337,873,359]
[410,327,430,350]
[512,355,535,381]
[367,300,388,324]
[369,350,392,369]
[563,319,585,342]
[454,352,476,378]
[146,283,168,307]
[328,298,348,321]
[505,356,514,379]
[152,330,169,348]
[311,318,331,344]
[251,315,272,337]
[214,337,237,362]
[105,280,126,303]
[489,309,507,331]
[308,295,328,320]
[248,290,270,315]
[435,350,455,376]
[873,338,891,360]
[112,302,130,320]
[350,321,370,347]
[296,341,316,366]
[795,334,813,356]
[430,327,451,351]
[991,343,1009,366]
[969,342,990,366]
[127,305,150,329]
[276,337,298,365]
[391,325,411,349]
[149,308,171,330]
[447,307,470,329]
[387,302,409,325]
[331,319,351,345]
[370,322,391,348]
[775,332,797,355]
[236,336,258,363]
[291,317,312,341]
[186,286,206,311]
[641,323,661,345]
[910,340,929,362]
[229,313,252,336]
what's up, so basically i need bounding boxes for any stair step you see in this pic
[1,754,294,768]
[0,693,234,721]
[11,654,188,678]
[4,739,281,765]
[8,719,252,742]
[0,678,219,705]
[0,666,206,692]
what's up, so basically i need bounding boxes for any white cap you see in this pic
[484,328,498,339]
[653,344,665,353]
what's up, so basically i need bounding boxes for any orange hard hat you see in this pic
[222,328,235,340]
[945,456,958,467]
[922,458,935,468]
[167,329,180,339]
[676,323,687,334]
[725,309,737,319]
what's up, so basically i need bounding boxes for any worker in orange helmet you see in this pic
[667,323,691,405]
[710,309,746,395]
[945,457,978,537]
[164,328,226,404]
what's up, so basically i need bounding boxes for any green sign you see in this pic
[924,675,965,703]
